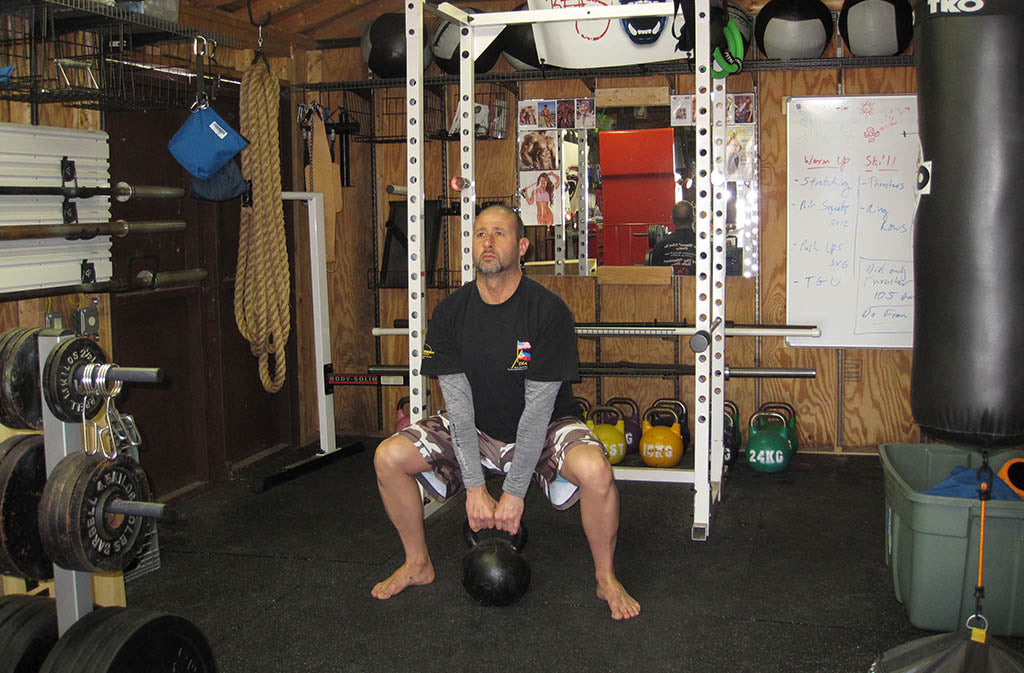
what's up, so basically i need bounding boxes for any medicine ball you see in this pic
[838,0,913,57]
[754,0,834,59]
[360,13,433,79]
[726,2,754,51]
[431,8,506,75]
[502,4,541,71]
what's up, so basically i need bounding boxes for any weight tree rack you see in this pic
[34,329,164,634]
[402,0,818,539]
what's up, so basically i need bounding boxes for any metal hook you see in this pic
[193,35,208,56]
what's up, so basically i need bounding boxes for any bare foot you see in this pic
[596,577,641,620]
[371,560,435,599]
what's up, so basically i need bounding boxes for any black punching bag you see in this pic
[911,0,1024,447]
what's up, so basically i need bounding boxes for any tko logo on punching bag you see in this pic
[925,0,984,12]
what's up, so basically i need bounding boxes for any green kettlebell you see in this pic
[745,410,792,473]
[586,406,627,465]
[760,402,798,453]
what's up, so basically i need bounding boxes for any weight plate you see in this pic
[39,607,217,673]
[0,595,57,673]
[0,435,52,580]
[42,337,106,423]
[40,453,152,573]
[38,452,93,572]
[2,328,43,430]
[0,329,31,429]
[0,595,37,630]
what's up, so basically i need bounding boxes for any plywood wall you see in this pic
[293,24,923,452]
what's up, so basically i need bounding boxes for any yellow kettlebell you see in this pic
[586,406,627,465]
[640,407,684,468]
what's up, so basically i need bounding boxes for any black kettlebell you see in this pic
[461,519,530,607]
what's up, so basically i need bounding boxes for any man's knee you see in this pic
[564,444,614,491]
[374,434,422,476]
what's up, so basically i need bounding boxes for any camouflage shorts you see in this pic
[397,413,603,510]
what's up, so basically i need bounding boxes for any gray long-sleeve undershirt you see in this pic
[438,373,562,499]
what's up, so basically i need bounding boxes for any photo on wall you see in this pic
[576,98,596,128]
[518,130,559,171]
[519,169,562,228]
[731,93,755,124]
[557,99,576,128]
[725,125,756,181]
[518,100,538,129]
[671,94,695,126]
[537,100,557,128]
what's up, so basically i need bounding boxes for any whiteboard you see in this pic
[785,95,919,348]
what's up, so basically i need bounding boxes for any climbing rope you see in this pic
[237,59,289,393]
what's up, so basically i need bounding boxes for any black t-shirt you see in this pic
[650,228,696,270]
[422,276,580,443]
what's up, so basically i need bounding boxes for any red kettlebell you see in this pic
[394,397,411,432]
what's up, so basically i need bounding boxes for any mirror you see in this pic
[515,94,759,278]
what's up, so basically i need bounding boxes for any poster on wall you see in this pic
[670,94,694,126]
[518,130,560,171]
[672,93,756,126]
[527,0,687,69]
[519,169,562,227]
[730,93,755,124]
[724,125,756,181]
[576,98,596,128]
[518,100,539,128]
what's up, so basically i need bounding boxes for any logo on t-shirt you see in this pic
[508,340,531,371]
[423,342,434,359]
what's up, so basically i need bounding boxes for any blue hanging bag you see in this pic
[168,37,248,179]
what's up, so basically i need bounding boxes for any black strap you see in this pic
[672,0,696,53]
[194,40,207,108]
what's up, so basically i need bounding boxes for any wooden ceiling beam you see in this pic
[184,0,240,10]
[177,3,318,55]
[267,0,379,34]
[231,0,309,25]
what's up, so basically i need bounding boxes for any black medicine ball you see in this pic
[839,0,913,57]
[431,7,506,75]
[755,0,834,59]
[502,4,541,70]
[361,13,434,79]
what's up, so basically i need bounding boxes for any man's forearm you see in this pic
[438,373,485,489]
[503,380,561,498]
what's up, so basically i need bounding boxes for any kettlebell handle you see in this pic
[748,410,787,428]
[588,405,623,425]
[573,397,591,416]
[464,518,528,553]
[397,396,410,413]
[604,397,639,418]
[653,398,687,418]
[643,406,679,425]
[723,400,738,418]
[759,401,794,421]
